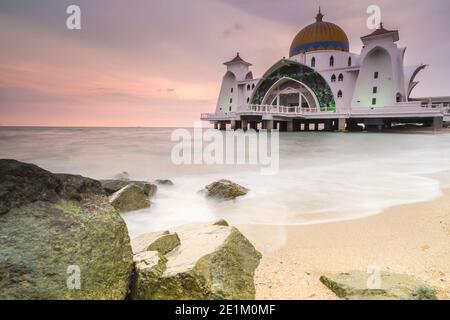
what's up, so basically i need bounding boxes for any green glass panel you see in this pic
[251,61,336,112]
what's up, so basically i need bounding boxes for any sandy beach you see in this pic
[247,189,450,300]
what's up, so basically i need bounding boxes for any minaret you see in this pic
[215,53,253,114]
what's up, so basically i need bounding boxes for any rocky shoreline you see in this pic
[0,159,440,300]
[0,159,261,300]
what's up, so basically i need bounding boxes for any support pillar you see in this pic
[262,120,274,131]
[314,121,319,131]
[214,122,219,130]
[337,118,346,132]
[433,117,443,132]
[241,120,249,131]
[287,120,294,132]
[230,120,236,130]
[304,121,310,131]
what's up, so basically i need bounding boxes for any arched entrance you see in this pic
[261,77,319,110]
[251,59,336,112]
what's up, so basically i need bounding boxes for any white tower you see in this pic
[215,53,252,114]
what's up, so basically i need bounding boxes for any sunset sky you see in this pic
[1,0,449,127]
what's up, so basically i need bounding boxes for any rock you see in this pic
[109,184,151,213]
[142,183,158,198]
[154,179,174,186]
[213,219,229,226]
[113,171,130,181]
[0,160,134,300]
[100,180,157,198]
[131,251,167,300]
[320,271,438,300]
[202,179,249,201]
[56,174,106,201]
[0,159,61,215]
[132,231,181,255]
[132,221,262,300]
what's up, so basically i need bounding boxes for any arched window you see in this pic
[337,90,343,98]
[338,74,344,82]
[247,84,251,91]
[247,97,250,103]
[311,57,316,68]
[396,93,402,103]
[230,98,233,103]
[231,87,234,93]
[348,57,352,67]
[252,84,255,90]
[331,74,336,83]
[329,56,334,67]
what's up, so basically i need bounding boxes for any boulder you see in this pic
[142,183,158,198]
[113,171,130,181]
[100,180,157,198]
[109,184,151,213]
[131,221,262,300]
[132,231,181,255]
[56,174,106,201]
[0,159,61,215]
[202,179,249,201]
[154,179,174,186]
[0,160,134,300]
[320,271,438,300]
[131,251,167,300]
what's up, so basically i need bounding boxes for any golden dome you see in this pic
[289,9,349,57]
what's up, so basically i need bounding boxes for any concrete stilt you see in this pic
[314,122,319,131]
[304,121,310,131]
[241,120,249,131]
[230,120,236,130]
[433,117,443,132]
[287,120,294,132]
[337,118,346,132]
[263,120,274,131]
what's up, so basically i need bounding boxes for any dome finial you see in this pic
[316,6,324,22]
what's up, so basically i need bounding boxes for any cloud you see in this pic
[0,0,449,126]
[223,23,245,37]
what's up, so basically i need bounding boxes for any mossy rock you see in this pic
[131,231,181,256]
[133,222,262,300]
[202,180,249,201]
[320,271,438,300]
[0,160,134,300]
[109,183,151,213]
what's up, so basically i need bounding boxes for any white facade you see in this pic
[203,15,450,130]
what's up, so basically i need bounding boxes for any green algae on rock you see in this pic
[0,160,134,300]
[132,221,262,300]
[320,271,438,300]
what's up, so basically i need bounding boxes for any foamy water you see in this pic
[1,127,450,240]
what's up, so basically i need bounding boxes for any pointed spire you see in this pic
[379,22,384,29]
[316,6,324,22]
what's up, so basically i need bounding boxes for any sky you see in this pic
[0,0,449,127]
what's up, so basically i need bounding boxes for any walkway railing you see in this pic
[201,103,450,121]
[239,104,334,114]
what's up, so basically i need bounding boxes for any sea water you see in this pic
[1,127,450,240]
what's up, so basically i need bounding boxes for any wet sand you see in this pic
[243,189,450,300]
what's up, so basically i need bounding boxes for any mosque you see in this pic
[201,9,450,131]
